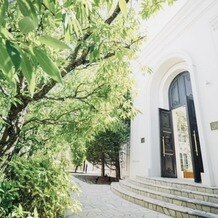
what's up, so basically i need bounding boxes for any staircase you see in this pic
[111,176,218,217]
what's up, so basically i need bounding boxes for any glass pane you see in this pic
[172,106,194,179]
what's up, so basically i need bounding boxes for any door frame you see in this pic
[145,54,212,185]
[159,72,204,182]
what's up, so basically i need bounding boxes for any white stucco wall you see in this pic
[130,0,218,187]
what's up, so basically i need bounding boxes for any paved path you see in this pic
[66,175,170,218]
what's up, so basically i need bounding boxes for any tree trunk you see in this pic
[101,154,105,177]
[115,158,121,180]
[0,100,29,161]
[82,160,86,172]
[74,165,79,173]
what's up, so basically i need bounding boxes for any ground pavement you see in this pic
[66,175,170,218]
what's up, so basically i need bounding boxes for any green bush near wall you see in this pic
[0,156,80,218]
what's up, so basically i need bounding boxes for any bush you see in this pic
[0,156,80,218]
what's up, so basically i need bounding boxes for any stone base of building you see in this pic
[111,176,218,217]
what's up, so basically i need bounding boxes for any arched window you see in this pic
[169,71,192,110]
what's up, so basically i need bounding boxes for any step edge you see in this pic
[129,178,218,198]
[111,183,217,218]
[136,176,218,191]
[120,180,218,208]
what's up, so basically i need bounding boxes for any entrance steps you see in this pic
[111,176,218,217]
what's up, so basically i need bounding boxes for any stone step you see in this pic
[137,176,218,195]
[129,178,218,204]
[111,182,218,218]
[120,180,218,214]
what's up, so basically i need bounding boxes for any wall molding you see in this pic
[138,0,217,63]
[210,16,218,31]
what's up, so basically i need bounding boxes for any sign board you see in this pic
[210,121,218,131]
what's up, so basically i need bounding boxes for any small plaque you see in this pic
[210,121,218,131]
[141,138,145,143]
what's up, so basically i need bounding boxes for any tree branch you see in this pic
[44,83,104,102]
[0,85,10,97]
[23,108,81,126]
[32,0,130,102]
[105,0,130,24]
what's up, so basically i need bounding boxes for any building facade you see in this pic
[130,0,218,187]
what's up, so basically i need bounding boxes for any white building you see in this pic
[112,1,218,216]
[130,0,218,187]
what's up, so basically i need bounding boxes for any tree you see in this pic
[1,0,138,162]
[86,121,129,179]
[71,141,86,172]
[0,0,174,164]
[0,0,175,216]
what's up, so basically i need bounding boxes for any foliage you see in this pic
[0,155,80,218]
[0,0,142,160]
[17,63,136,159]
[0,0,175,217]
[0,0,175,97]
[86,121,129,179]
[141,0,175,18]
[71,141,86,168]
[0,0,175,165]
[0,0,137,96]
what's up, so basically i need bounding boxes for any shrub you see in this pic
[0,156,80,218]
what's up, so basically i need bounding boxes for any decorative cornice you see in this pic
[210,16,218,31]
[138,0,217,63]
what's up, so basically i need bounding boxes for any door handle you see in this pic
[162,136,166,157]
[193,130,199,156]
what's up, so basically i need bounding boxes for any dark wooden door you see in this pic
[159,109,177,178]
[186,96,204,183]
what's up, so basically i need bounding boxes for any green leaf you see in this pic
[34,207,39,218]
[0,41,13,74]
[17,0,30,16]
[167,0,174,5]
[63,13,69,29]
[21,53,33,82]
[119,0,127,17]
[18,17,36,34]
[6,40,21,71]
[64,26,71,43]
[94,0,100,7]
[38,35,69,50]
[0,0,8,27]
[17,0,38,26]
[0,27,14,40]
[20,52,35,96]
[72,19,82,37]
[18,204,23,215]
[28,2,38,26]
[33,47,62,83]
[43,0,55,14]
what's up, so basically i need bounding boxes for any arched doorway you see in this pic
[159,71,204,183]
